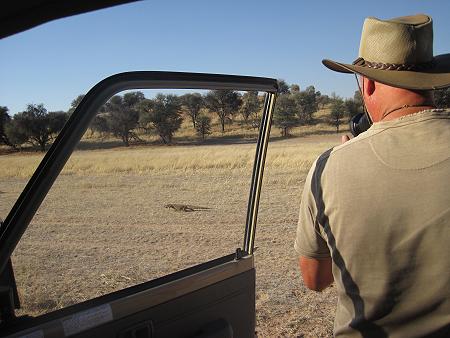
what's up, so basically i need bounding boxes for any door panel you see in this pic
[3,255,254,338]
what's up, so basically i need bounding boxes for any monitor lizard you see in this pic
[164,204,211,212]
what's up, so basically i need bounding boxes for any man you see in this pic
[295,14,450,337]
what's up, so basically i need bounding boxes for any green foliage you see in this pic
[181,93,204,128]
[205,90,242,132]
[103,95,140,146]
[290,84,300,93]
[7,104,67,151]
[240,91,261,126]
[277,79,290,95]
[343,90,364,118]
[353,90,363,107]
[139,94,182,144]
[292,85,319,125]
[0,106,14,147]
[90,114,109,135]
[195,112,212,140]
[4,119,28,148]
[68,94,85,115]
[123,91,145,107]
[273,95,298,137]
[433,88,450,108]
[329,95,345,133]
[317,94,331,109]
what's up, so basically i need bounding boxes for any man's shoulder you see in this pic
[315,133,372,167]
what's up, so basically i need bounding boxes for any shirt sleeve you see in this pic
[294,159,331,258]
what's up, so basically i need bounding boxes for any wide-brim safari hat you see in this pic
[322,14,450,90]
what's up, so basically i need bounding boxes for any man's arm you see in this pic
[299,256,333,292]
[295,157,334,291]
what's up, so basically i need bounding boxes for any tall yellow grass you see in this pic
[0,139,336,178]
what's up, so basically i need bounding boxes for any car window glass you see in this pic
[11,88,266,317]
[0,106,68,223]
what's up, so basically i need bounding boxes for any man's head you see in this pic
[323,14,450,123]
[360,76,435,122]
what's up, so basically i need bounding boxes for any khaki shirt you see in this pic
[295,109,450,337]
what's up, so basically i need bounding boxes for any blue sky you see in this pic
[1,0,449,114]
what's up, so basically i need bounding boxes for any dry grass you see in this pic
[0,138,332,179]
[0,133,344,337]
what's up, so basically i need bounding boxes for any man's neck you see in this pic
[381,104,436,121]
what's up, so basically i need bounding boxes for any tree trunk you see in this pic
[123,134,129,146]
[159,133,168,144]
[39,141,46,152]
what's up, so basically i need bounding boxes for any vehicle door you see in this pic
[0,71,277,337]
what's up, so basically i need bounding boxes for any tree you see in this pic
[195,111,212,140]
[90,114,109,136]
[293,85,319,125]
[343,90,364,120]
[68,94,85,115]
[0,106,14,147]
[4,120,28,148]
[353,90,364,108]
[239,91,260,126]
[329,95,345,133]
[205,90,241,133]
[273,95,298,137]
[181,93,204,128]
[10,104,67,151]
[277,79,290,95]
[139,94,182,144]
[317,94,331,109]
[103,95,140,146]
[290,84,300,93]
[123,91,145,107]
[434,88,450,108]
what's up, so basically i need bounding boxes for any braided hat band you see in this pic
[352,57,436,72]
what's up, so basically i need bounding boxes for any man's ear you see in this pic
[364,78,376,97]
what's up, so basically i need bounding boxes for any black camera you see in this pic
[349,113,372,137]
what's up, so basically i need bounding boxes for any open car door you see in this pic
[0,72,277,337]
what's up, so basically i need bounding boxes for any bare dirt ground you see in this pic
[0,134,342,337]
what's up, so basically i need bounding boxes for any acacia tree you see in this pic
[290,84,300,92]
[90,114,109,137]
[344,92,363,119]
[103,95,140,146]
[139,94,182,144]
[195,111,212,141]
[240,91,261,126]
[329,95,345,133]
[123,91,145,107]
[293,85,319,125]
[181,93,204,128]
[4,120,28,148]
[205,89,241,133]
[277,79,290,95]
[317,94,331,109]
[0,106,14,147]
[273,95,298,137]
[68,94,85,115]
[9,104,67,151]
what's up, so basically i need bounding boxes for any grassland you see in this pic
[0,116,344,337]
